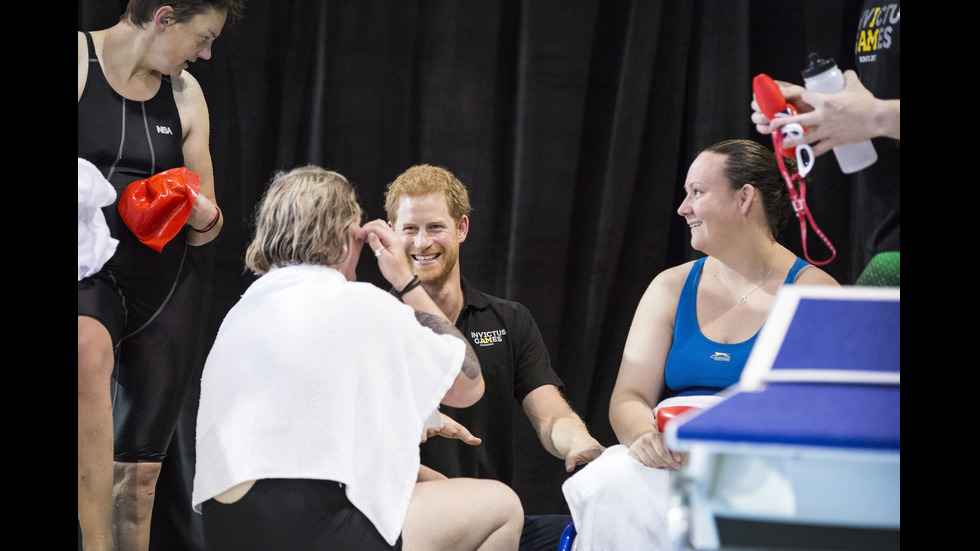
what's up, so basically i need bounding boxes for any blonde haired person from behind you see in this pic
[192,166,523,550]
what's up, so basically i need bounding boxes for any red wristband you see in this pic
[192,207,221,233]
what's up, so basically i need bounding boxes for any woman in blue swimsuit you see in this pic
[563,139,839,550]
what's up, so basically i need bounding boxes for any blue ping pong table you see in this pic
[664,285,900,550]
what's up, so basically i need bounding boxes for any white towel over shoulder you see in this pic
[193,264,465,545]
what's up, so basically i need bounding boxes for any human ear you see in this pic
[739,185,755,215]
[457,215,469,243]
[154,6,176,31]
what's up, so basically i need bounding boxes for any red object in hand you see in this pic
[752,73,789,120]
[752,73,802,159]
[118,167,200,252]
[656,405,699,433]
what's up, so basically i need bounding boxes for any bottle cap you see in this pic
[801,52,836,79]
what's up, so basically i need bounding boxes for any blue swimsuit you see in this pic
[663,256,810,397]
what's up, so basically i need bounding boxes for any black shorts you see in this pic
[78,232,189,347]
[77,271,128,347]
[78,241,207,462]
[201,479,402,550]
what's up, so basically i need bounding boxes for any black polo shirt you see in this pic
[419,277,564,485]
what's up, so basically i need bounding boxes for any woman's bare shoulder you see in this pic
[649,260,697,293]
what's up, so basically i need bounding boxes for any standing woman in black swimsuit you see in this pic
[77,2,243,549]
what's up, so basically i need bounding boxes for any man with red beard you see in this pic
[384,164,604,551]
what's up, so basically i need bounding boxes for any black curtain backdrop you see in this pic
[79,1,866,548]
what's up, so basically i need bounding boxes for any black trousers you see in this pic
[521,514,573,551]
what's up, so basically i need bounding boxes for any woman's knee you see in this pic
[403,477,523,550]
[78,317,113,396]
[482,479,524,526]
[469,480,523,547]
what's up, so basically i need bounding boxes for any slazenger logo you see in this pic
[710,352,731,362]
[156,125,174,135]
[472,329,506,346]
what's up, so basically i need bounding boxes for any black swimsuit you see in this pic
[78,31,205,462]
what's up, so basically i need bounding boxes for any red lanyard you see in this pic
[771,131,836,266]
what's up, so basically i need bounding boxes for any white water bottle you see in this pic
[801,52,878,174]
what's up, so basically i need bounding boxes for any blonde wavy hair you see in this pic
[245,166,363,275]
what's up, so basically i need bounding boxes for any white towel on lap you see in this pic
[563,394,724,550]
[563,445,672,551]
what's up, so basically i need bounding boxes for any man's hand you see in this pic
[564,439,605,473]
[422,412,482,445]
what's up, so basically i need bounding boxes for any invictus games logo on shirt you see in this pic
[472,329,507,346]
[710,352,731,362]
[855,3,899,61]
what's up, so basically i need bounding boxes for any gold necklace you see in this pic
[719,262,775,305]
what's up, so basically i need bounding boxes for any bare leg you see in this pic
[78,317,115,551]
[402,478,523,551]
[113,461,163,551]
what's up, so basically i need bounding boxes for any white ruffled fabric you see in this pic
[77,158,118,281]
